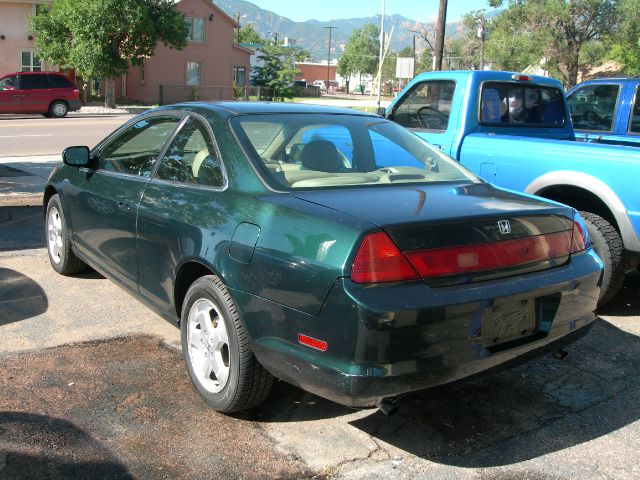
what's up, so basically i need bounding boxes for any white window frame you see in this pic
[186,61,201,87]
[20,50,42,72]
[185,17,205,43]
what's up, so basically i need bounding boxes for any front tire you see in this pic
[181,275,274,413]
[46,195,87,275]
[580,211,626,305]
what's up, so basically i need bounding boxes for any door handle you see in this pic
[118,201,133,211]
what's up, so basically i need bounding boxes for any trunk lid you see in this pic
[293,183,577,285]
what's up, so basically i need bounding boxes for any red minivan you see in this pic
[0,71,81,117]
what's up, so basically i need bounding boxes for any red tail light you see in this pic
[404,230,573,279]
[570,221,587,253]
[512,74,532,81]
[351,232,420,283]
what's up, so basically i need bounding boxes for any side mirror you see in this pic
[63,146,90,167]
[376,107,387,117]
[2,85,16,91]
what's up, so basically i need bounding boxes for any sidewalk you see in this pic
[0,155,60,204]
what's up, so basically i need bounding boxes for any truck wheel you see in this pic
[181,275,274,413]
[580,211,626,305]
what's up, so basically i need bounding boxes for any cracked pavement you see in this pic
[1,202,640,479]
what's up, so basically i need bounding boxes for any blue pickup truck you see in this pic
[385,70,640,304]
[567,78,640,147]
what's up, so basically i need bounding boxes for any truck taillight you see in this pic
[512,74,531,81]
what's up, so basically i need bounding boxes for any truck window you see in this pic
[629,86,640,134]
[567,84,619,132]
[390,80,455,131]
[480,82,565,127]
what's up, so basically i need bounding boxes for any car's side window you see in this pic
[0,75,19,90]
[567,84,619,132]
[629,86,640,134]
[155,116,224,187]
[20,74,49,90]
[99,116,180,177]
[390,80,455,131]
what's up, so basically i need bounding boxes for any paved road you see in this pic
[1,203,640,479]
[0,114,133,157]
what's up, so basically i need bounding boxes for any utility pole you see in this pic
[235,13,241,44]
[434,0,448,71]
[324,26,337,94]
[376,0,385,109]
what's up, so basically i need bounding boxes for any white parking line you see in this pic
[0,134,55,138]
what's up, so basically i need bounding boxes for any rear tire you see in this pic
[46,194,87,275]
[49,101,68,118]
[181,275,274,413]
[580,211,626,305]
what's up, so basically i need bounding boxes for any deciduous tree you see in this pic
[251,44,307,101]
[488,0,618,87]
[610,0,640,75]
[31,0,188,108]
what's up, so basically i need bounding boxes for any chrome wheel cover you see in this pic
[52,103,66,117]
[47,206,63,264]
[187,298,230,393]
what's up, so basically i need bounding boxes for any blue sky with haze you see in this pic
[251,0,494,23]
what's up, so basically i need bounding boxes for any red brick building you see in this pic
[294,63,336,85]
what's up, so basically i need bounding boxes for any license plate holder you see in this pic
[482,299,537,346]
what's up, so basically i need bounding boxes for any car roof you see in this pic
[1,71,67,77]
[171,101,380,118]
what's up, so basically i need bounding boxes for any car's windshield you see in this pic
[231,113,479,189]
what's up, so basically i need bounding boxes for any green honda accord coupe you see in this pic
[44,102,603,413]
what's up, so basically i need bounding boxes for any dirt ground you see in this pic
[0,336,313,480]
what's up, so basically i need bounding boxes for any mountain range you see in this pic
[213,0,467,61]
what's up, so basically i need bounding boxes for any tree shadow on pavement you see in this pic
[0,411,132,479]
[0,268,47,326]
[349,318,640,468]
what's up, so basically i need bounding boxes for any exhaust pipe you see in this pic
[378,398,398,416]
[553,348,568,360]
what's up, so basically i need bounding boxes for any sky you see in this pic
[249,0,494,23]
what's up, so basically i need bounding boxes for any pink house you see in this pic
[0,0,54,74]
[117,0,252,104]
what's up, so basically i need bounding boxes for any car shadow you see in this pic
[347,318,640,467]
[598,270,640,317]
[0,268,48,325]
[0,411,131,478]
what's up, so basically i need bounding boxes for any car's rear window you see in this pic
[48,74,73,89]
[480,82,566,127]
[231,113,478,190]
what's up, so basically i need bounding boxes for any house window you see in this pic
[186,61,201,86]
[186,17,205,42]
[21,51,42,72]
[233,66,246,87]
[140,60,146,83]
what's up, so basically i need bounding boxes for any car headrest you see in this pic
[299,140,343,172]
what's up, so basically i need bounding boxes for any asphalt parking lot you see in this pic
[1,188,640,479]
[0,118,640,480]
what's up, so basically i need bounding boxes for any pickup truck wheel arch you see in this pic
[525,171,640,253]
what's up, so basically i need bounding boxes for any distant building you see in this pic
[0,0,56,74]
[118,0,252,104]
[295,62,337,85]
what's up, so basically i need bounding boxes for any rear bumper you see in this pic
[68,99,82,112]
[243,249,603,407]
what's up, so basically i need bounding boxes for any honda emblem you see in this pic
[498,220,511,235]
